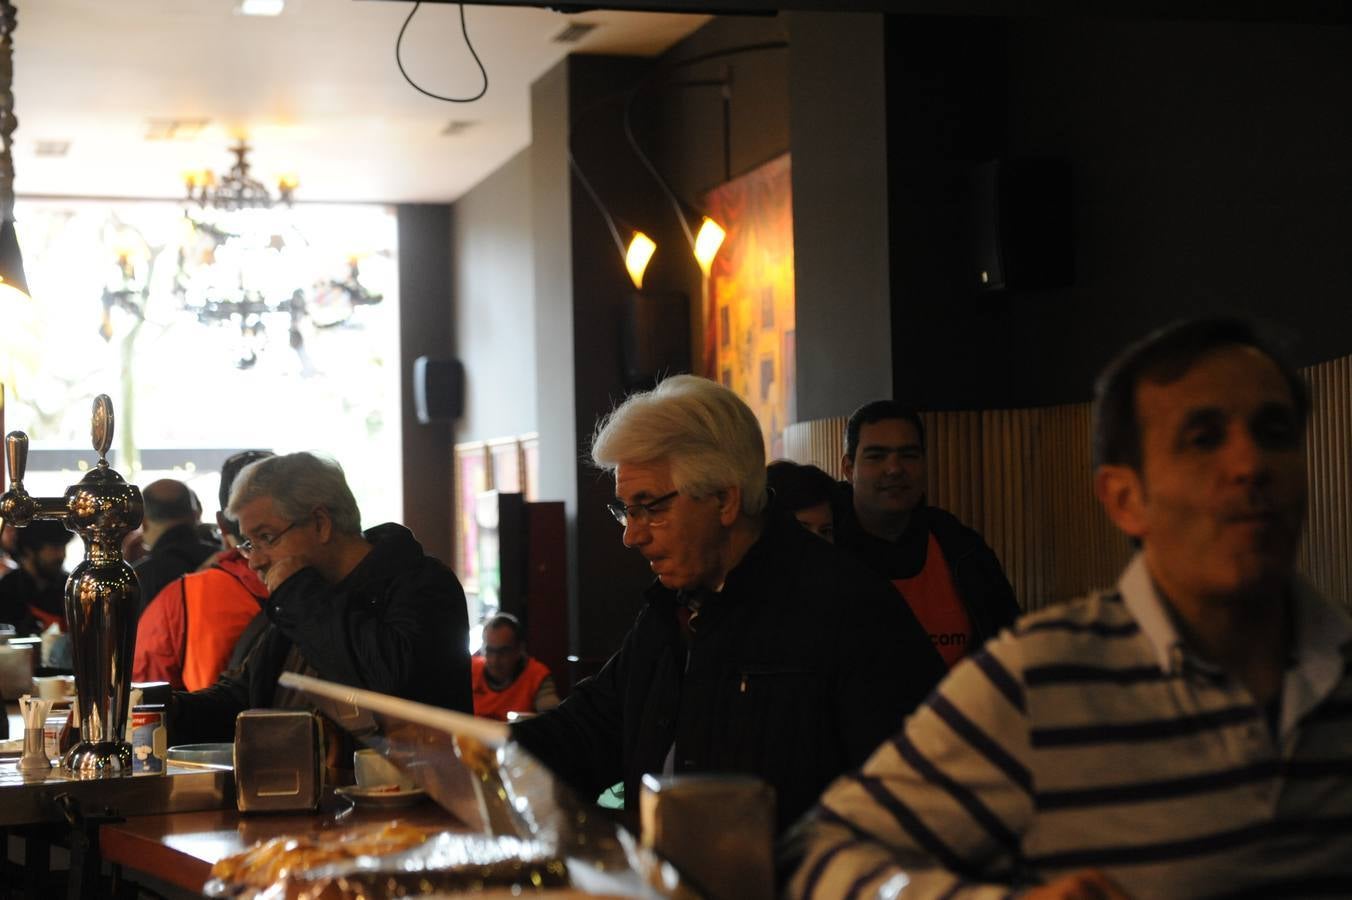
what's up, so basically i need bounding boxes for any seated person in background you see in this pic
[471,612,560,721]
[0,519,74,634]
[168,452,473,746]
[512,375,945,834]
[132,478,221,616]
[791,317,1352,900]
[134,450,274,691]
[765,460,838,542]
[835,400,1020,667]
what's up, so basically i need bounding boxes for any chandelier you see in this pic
[184,141,297,211]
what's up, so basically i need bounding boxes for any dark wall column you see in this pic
[786,12,894,420]
[533,56,663,662]
[397,204,454,561]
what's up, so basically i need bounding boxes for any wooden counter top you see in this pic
[99,795,464,893]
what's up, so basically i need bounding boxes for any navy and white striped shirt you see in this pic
[790,554,1352,899]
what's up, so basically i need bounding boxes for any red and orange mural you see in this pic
[703,153,796,458]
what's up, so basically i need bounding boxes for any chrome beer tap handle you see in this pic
[0,431,36,526]
[2,395,143,777]
[91,394,113,462]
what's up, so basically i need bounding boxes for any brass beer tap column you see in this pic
[0,395,143,776]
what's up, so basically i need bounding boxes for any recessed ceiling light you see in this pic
[145,118,211,141]
[238,0,284,16]
[34,140,71,158]
[553,22,598,44]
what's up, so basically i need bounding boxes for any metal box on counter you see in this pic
[233,709,320,813]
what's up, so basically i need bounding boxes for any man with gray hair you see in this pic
[513,375,944,833]
[169,452,472,745]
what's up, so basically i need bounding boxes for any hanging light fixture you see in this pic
[0,0,29,300]
[185,140,297,211]
[568,152,658,291]
[622,90,726,279]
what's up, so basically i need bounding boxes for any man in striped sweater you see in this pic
[790,317,1352,899]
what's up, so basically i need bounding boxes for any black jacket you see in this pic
[133,523,220,616]
[169,523,472,743]
[833,492,1021,650]
[512,511,946,834]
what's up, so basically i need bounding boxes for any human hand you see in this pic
[262,555,307,593]
[1022,870,1132,900]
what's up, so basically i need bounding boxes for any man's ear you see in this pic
[840,453,855,481]
[717,486,742,527]
[312,506,335,543]
[1095,465,1148,540]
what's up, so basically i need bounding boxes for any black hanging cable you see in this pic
[568,151,630,264]
[395,2,488,103]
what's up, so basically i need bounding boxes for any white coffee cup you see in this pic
[32,674,75,701]
[353,748,415,790]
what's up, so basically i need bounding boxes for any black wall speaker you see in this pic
[621,291,690,386]
[968,158,1074,292]
[412,356,464,424]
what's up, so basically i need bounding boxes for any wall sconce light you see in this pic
[0,0,29,301]
[569,152,658,290]
[692,216,726,278]
[623,90,727,279]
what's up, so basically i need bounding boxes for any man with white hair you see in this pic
[513,375,945,833]
[169,452,473,745]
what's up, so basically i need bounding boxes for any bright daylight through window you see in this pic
[0,198,402,556]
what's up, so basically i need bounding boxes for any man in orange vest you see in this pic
[836,401,1021,668]
[471,613,559,721]
[134,450,274,691]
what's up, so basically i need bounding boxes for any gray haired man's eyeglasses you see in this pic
[606,490,680,527]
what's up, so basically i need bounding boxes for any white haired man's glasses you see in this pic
[606,490,679,527]
[238,518,303,558]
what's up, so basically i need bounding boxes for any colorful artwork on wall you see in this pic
[703,154,795,458]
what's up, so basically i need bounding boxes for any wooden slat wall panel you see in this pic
[1300,357,1352,607]
[782,355,1352,611]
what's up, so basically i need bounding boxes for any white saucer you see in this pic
[334,784,427,809]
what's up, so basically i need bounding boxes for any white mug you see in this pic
[353,748,414,790]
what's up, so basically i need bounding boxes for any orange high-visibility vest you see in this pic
[471,655,552,722]
[181,568,266,691]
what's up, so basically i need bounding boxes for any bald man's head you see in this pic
[143,479,200,526]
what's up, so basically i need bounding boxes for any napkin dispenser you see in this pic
[640,773,775,900]
[234,709,322,813]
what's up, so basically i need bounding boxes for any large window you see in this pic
[1,199,402,554]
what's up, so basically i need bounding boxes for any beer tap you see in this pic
[1,395,143,776]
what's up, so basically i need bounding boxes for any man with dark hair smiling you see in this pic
[792,317,1352,899]
[836,400,1018,667]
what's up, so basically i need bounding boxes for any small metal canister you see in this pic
[234,709,321,813]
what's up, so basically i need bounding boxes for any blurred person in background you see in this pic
[0,519,74,635]
[134,451,273,691]
[766,460,838,543]
[132,478,220,616]
[471,612,560,721]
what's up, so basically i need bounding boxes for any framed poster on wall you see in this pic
[703,153,796,458]
[453,441,488,594]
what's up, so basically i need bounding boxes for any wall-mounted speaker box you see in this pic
[968,158,1074,292]
[621,291,690,386]
[413,356,465,424]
